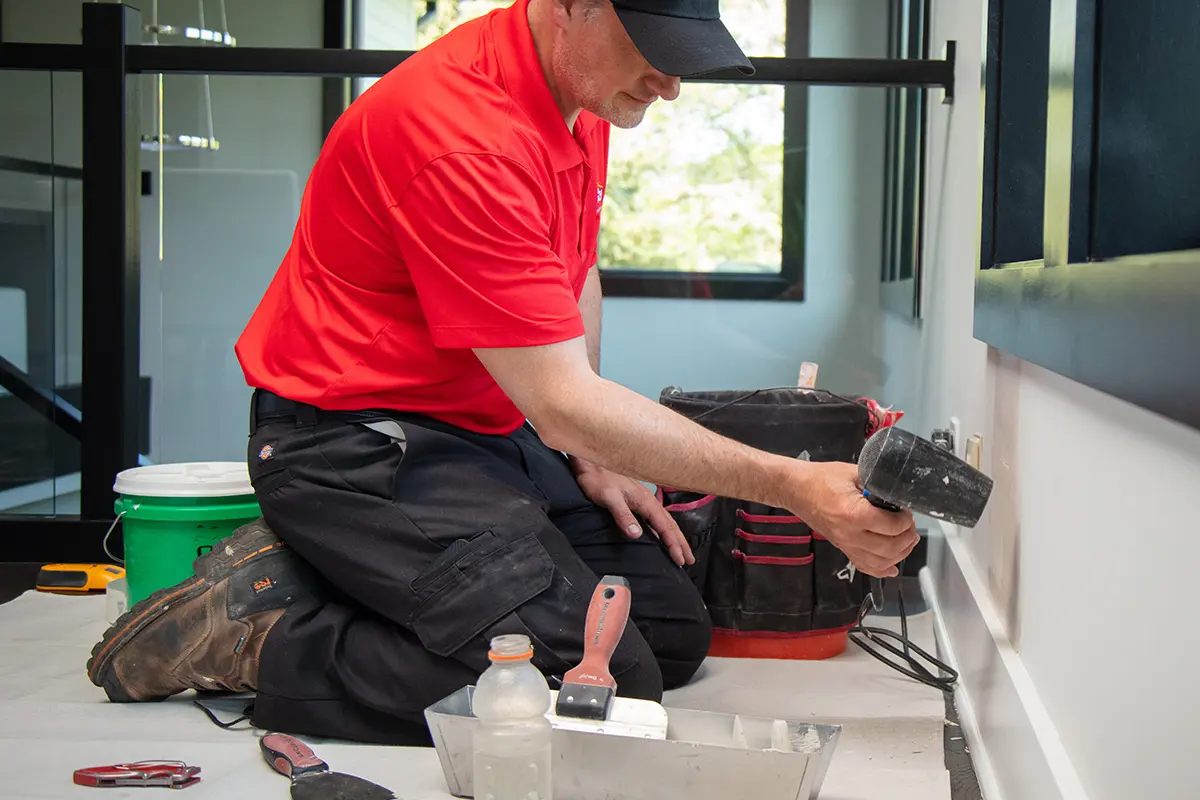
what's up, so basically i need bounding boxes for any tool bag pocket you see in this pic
[729,504,815,632]
[660,490,722,596]
[811,532,863,630]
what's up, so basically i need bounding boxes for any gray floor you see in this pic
[0,563,982,800]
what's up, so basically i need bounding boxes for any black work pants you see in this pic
[245,391,712,745]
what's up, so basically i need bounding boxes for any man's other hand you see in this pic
[569,457,695,567]
[788,461,919,578]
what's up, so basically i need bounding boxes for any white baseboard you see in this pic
[920,523,1089,800]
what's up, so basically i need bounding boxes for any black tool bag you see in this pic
[656,387,876,636]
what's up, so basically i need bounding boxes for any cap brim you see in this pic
[614,8,755,78]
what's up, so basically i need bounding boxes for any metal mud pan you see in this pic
[425,686,841,800]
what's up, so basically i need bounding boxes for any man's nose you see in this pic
[646,71,681,102]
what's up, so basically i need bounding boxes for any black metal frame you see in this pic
[321,0,353,140]
[974,0,1200,432]
[0,2,956,562]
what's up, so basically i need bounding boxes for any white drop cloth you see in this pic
[0,590,949,799]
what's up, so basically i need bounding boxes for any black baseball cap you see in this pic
[611,0,755,78]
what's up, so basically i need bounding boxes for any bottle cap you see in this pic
[488,634,534,662]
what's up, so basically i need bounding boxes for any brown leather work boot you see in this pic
[87,517,318,702]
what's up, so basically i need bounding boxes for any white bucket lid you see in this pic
[113,461,254,498]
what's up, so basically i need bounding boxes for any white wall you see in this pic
[891,0,1200,798]
[602,0,896,406]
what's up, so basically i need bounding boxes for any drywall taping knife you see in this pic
[551,575,669,739]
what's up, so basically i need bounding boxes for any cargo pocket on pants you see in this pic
[731,506,815,632]
[407,528,555,658]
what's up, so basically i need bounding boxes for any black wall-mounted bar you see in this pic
[121,46,956,91]
[0,42,86,71]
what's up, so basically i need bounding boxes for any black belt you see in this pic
[250,389,320,430]
[250,389,419,433]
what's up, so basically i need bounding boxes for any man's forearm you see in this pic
[543,375,808,511]
[474,336,915,577]
[579,264,602,374]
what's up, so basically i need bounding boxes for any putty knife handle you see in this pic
[260,733,330,780]
[564,575,631,688]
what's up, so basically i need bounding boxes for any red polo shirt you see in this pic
[235,0,609,435]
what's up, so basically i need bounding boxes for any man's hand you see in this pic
[569,457,695,567]
[785,461,919,578]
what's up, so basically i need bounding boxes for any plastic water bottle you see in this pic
[472,634,553,800]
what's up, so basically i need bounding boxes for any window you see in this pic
[600,82,784,275]
[978,0,1051,269]
[975,0,1200,432]
[880,0,932,317]
[1087,0,1200,259]
[600,0,785,276]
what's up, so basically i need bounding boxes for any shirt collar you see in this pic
[492,0,599,172]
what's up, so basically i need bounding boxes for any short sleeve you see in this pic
[390,152,585,350]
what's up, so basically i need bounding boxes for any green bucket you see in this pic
[113,462,262,606]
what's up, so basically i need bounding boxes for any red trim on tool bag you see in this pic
[736,509,802,524]
[712,622,856,639]
[664,494,717,512]
[735,528,812,545]
[812,531,828,541]
[732,550,814,566]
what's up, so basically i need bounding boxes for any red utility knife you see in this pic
[73,761,202,789]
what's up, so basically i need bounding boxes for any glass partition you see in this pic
[0,70,82,517]
[139,74,322,464]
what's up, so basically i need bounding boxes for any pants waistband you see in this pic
[250,390,315,430]
[250,390,398,433]
[249,389,533,442]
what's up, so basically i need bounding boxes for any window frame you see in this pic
[973,0,1200,432]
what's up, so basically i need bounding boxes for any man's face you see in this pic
[552,0,682,129]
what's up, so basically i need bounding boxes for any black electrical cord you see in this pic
[848,571,958,693]
[680,386,799,424]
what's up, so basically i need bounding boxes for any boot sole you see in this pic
[85,520,284,700]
